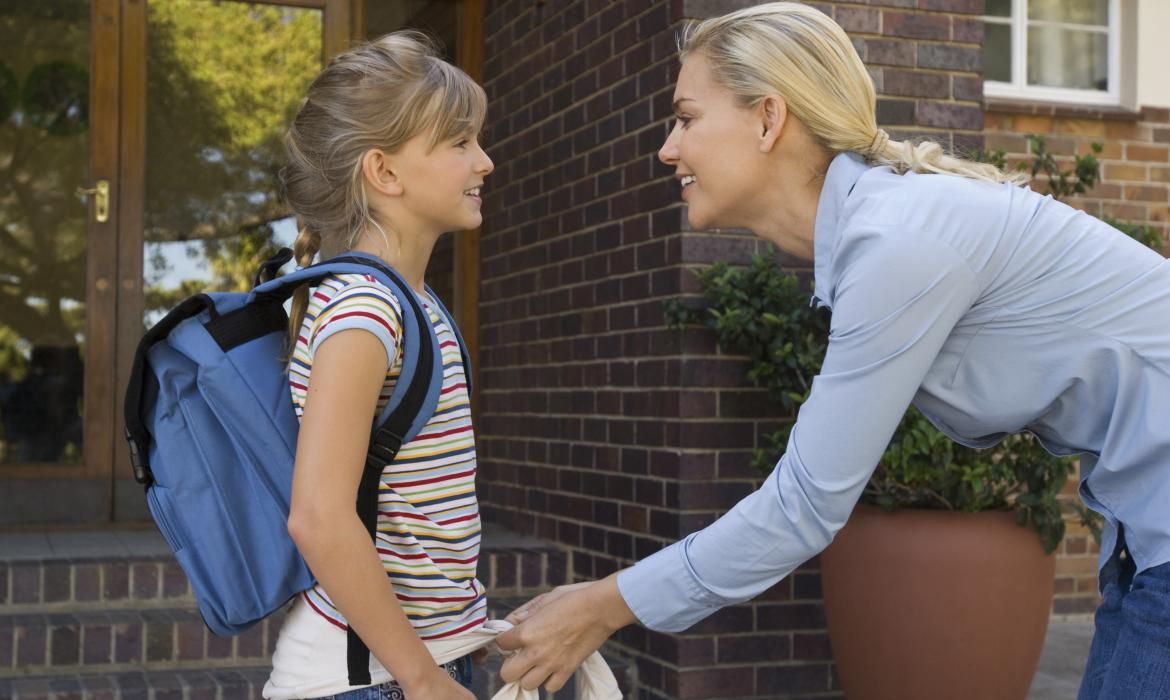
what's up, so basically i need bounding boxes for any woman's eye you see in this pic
[676,116,691,129]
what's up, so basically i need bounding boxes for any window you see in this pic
[984,0,1121,105]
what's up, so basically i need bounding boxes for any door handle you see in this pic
[76,180,110,223]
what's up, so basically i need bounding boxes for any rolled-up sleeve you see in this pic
[618,228,979,631]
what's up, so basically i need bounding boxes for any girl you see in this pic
[499,4,1170,699]
[263,32,492,700]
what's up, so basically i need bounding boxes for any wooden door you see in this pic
[0,0,121,524]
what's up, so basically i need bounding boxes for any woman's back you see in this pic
[832,157,1170,569]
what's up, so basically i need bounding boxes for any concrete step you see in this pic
[0,527,629,698]
[0,599,632,697]
[1,533,570,616]
[0,666,270,700]
[0,608,277,680]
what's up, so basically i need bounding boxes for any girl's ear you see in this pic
[757,95,787,153]
[361,148,404,197]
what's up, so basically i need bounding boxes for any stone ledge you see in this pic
[985,97,1141,123]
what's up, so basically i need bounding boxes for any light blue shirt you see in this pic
[618,152,1170,631]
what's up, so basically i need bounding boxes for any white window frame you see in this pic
[984,0,1122,106]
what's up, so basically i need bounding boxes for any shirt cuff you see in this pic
[616,534,729,632]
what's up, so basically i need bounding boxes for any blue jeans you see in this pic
[315,655,473,700]
[1078,529,1170,699]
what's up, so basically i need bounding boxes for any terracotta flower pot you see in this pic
[820,505,1056,700]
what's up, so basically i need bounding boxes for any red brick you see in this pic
[917,100,984,130]
[883,11,951,40]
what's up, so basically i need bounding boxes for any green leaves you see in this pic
[670,254,1078,554]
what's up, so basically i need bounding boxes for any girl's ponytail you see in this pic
[286,226,322,353]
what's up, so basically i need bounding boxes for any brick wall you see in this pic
[984,103,1170,251]
[478,1,993,697]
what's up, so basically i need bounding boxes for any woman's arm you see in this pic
[288,328,471,699]
[499,228,979,688]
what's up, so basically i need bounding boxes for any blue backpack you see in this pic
[122,249,470,686]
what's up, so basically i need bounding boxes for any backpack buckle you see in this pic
[125,426,153,486]
[369,427,404,464]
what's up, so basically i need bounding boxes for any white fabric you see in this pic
[264,600,620,699]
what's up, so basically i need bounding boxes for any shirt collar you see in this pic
[813,151,871,307]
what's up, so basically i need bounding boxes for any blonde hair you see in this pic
[281,31,486,345]
[679,2,1027,185]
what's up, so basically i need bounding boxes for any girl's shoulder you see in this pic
[313,272,406,318]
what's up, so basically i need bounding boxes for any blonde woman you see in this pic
[496,4,1170,698]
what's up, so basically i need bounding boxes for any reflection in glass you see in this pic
[0,1,89,464]
[1028,0,1109,27]
[984,23,1013,83]
[1028,26,1108,90]
[143,1,322,326]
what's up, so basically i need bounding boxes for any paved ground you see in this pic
[1029,619,1094,699]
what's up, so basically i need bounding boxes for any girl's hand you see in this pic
[399,665,474,700]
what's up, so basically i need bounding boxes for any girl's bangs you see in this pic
[424,63,487,147]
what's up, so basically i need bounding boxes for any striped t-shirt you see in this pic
[284,272,486,641]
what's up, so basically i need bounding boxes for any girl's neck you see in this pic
[352,226,439,294]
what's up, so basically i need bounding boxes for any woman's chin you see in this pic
[685,209,720,232]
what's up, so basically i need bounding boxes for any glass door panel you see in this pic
[141,0,323,325]
[0,1,91,466]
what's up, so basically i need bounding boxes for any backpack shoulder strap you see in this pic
[423,283,473,397]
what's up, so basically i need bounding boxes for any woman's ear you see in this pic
[361,148,404,197]
[758,95,787,153]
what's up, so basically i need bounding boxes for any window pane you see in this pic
[986,0,1012,18]
[1027,26,1108,90]
[1029,0,1109,27]
[142,1,321,326]
[0,0,89,465]
[985,22,1013,82]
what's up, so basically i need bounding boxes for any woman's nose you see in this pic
[658,122,681,166]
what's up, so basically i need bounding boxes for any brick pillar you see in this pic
[478,1,988,697]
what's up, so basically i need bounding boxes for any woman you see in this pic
[495,4,1170,699]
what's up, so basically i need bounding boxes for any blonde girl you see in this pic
[262,32,492,700]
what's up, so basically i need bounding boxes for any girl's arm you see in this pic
[288,328,472,699]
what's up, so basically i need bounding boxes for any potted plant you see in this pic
[665,138,1158,699]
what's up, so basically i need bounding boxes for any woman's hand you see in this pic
[496,574,636,692]
[398,665,475,700]
[505,581,593,625]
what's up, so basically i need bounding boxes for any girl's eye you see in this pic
[455,139,469,148]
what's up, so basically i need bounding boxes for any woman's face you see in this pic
[659,52,768,231]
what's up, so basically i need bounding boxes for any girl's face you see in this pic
[658,53,769,231]
[395,129,494,235]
